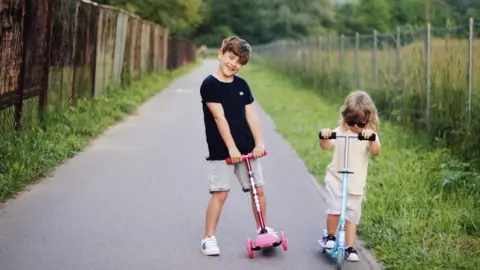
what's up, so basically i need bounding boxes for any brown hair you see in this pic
[339,90,380,132]
[220,36,252,65]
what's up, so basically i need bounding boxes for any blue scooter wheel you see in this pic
[336,248,344,270]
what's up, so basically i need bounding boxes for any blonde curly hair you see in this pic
[339,90,380,132]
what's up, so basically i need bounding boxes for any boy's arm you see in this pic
[200,80,238,152]
[243,81,264,148]
[205,103,237,150]
[245,104,264,148]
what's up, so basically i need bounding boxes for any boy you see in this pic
[199,36,276,256]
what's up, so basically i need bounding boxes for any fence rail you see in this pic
[254,18,479,160]
[0,0,196,133]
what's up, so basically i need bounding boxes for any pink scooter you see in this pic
[226,150,288,259]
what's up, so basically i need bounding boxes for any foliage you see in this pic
[95,0,201,37]
[239,62,480,270]
[97,0,479,47]
[0,62,199,202]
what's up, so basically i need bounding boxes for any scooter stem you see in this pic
[245,157,267,232]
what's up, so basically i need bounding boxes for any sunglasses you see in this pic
[346,120,368,128]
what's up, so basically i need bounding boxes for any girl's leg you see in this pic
[344,220,360,261]
[345,220,356,247]
[344,195,363,262]
[323,179,341,249]
[327,214,339,235]
[323,214,339,249]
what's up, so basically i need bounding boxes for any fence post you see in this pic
[39,0,54,128]
[327,34,332,84]
[91,2,99,97]
[396,26,401,94]
[425,23,431,129]
[318,36,322,71]
[70,1,80,104]
[308,38,313,72]
[467,17,474,126]
[340,34,344,81]
[163,28,168,71]
[354,32,359,87]
[372,29,377,87]
[15,0,30,131]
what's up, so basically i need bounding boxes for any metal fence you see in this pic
[254,18,479,160]
[0,0,196,133]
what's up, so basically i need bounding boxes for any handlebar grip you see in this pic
[225,150,268,164]
[358,133,376,141]
[319,131,337,140]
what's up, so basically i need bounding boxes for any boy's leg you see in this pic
[235,159,275,234]
[201,160,236,256]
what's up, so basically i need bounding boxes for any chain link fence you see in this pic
[0,0,196,133]
[254,19,480,161]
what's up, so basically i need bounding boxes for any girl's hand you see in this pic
[320,128,333,139]
[361,129,376,140]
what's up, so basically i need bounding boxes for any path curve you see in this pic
[0,60,382,270]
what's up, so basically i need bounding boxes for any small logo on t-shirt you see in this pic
[239,91,244,96]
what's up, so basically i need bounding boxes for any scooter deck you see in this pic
[252,233,281,249]
[318,240,333,251]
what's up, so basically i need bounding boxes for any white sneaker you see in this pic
[201,236,220,256]
[256,226,278,235]
[322,234,336,249]
[345,246,360,262]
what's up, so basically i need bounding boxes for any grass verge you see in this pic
[240,62,480,270]
[0,62,199,203]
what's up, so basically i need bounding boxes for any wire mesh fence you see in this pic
[254,19,479,160]
[0,0,196,133]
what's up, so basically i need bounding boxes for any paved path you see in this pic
[0,61,382,270]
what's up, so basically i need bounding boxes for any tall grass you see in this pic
[254,24,480,165]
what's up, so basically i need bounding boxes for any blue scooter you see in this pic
[317,131,376,270]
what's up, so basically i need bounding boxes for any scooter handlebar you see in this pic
[319,131,376,141]
[225,150,268,164]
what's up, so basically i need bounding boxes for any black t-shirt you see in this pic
[200,74,255,160]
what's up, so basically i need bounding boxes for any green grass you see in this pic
[239,62,480,270]
[0,61,199,203]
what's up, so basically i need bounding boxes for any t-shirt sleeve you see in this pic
[200,79,221,103]
[243,80,254,105]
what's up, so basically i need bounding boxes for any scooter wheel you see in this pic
[280,231,288,251]
[336,249,344,269]
[247,239,254,259]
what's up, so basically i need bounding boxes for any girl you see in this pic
[319,90,381,262]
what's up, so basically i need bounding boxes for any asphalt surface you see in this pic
[0,60,382,270]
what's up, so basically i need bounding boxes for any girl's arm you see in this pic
[319,128,335,150]
[368,135,381,156]
[319,139,334,150]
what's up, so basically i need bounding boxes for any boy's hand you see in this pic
[361,129,376,140]
[228,147,242,163]
[252,145,265,158]
[320,128,333,139]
